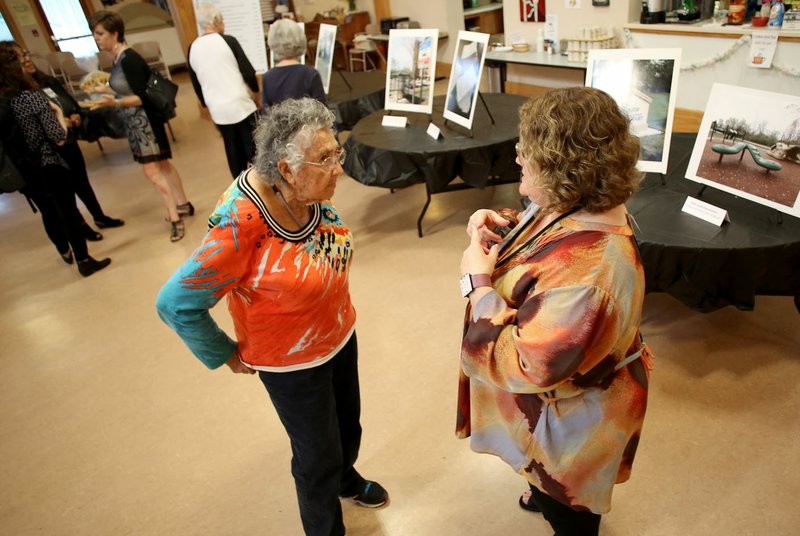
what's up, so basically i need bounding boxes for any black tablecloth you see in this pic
[629,133,800,312]
[328,71,386,131]
[343,93,526,192]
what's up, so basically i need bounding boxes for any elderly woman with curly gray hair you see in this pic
[262,19,327,109]
[156,97,387,536]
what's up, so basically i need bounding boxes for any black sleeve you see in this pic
[119,49,152,105]
[187,42,207,107]
[222,34,258,93]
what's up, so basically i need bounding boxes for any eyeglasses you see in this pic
[301,147,346,170]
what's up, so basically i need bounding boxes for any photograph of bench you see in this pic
[712,142,782,172]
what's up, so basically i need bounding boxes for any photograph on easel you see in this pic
[442,30,489,130]
[686,83,800,219]
[384,28,438,115]
[314,23,337,93]
[585,48,681,174]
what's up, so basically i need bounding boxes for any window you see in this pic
[39,0,97,58]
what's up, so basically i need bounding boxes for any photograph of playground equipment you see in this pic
[586,48,681,173]
[443,31,489,130]
[686,84,800,218]
[315,23,337,93]
[384,29,438,114]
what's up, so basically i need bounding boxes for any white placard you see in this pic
[426,122,441,139]
[195,0,268,73]
[382,115,408,128]
[544,15,559,44]
[681,196,729,226]
[748,33,778,69]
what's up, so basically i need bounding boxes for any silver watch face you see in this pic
[460,274,472,297]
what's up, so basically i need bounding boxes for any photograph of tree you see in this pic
[586,48,681,173]
[686,84,800,218]
[384,29,438,114]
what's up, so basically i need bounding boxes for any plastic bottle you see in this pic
[768,0,785,27]
[536,29,545,53]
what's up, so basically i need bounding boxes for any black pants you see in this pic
[58,141,105,221]
[529,485,601,536]
[217,112,257,179]
[23,164,89,260]
[258,333,364,536]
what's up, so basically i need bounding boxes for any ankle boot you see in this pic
[82,223,103,241]
[77,256,111,277]
[94,215,125,228]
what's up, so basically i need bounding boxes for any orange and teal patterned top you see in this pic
[157,172,356,372]
[456,207,652,514]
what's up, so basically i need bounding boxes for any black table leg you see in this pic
[417,182,432,238]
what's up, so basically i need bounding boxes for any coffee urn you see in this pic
[640,0,667,22]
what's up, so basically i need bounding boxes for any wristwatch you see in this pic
[460,273,492,298]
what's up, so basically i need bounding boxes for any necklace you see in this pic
[495,208,578,269]
[271,184,304,229]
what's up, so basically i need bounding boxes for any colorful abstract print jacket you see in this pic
[157,174,356,372]
[456,210,652,514]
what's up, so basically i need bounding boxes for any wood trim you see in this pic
[79,0,95,17]
[373,0,391,24]
[28,1,57,52]
[0,3,23,44]
[169,0,198,57]
[628,27,800,43]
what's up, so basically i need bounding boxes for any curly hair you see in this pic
[253,97,335,185]
[517,87,642,213]
[89,10,126,43]
[0,41,37,96]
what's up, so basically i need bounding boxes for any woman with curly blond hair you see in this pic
[457,87,653,535]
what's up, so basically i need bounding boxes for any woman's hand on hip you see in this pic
[225,352,256,375]
[466,209,509,248]
[461,229,499,276]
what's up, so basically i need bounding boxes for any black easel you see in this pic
[335,68,352,91]
[443,92,495,138]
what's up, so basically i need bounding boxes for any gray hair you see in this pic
[268,19,306,62]
[195,3,222,30]
[253,98,335,185]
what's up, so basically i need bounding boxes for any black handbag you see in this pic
[145,69,178,119]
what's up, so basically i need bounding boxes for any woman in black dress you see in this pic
[88,11,193,242]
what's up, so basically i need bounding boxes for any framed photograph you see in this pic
[520,0,547,22]
[384,29,439,115]
[314,23,337,93]
[443,31,489,130]
[686,83,800,219]
[269,22,305,69]
[585,48,681,173]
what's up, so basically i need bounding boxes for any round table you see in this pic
[343,93,527,236]
[628,133,800,312]
[328,70,386,131]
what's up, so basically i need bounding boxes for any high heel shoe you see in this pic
[77,256,111,277]
[59,248,74,265]
[177,202,195,217]
[169,219,185,242]
[82,223,103,241]
[94,215,125,229]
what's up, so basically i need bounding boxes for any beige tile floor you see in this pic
[1,74,799,535]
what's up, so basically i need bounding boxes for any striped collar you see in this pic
[238,170,321,242]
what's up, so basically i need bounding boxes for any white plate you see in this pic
[492,46,512,52]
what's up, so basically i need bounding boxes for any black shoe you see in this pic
[94,215,125,228]
[77,256,111,277]
[82,223,103,241]
[177,202,194,217]
[519,492,541,513]
[169,219,185,242]
[59,249,74,264]
[340,480,388,508]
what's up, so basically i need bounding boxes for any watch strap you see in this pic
[470,273,492,290]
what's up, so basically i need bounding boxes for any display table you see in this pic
[484,50,586,93]
[328,70,385,131]
[343,93,526,236]
[628,133,800,313]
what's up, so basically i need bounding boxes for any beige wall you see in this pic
[388,0,465,63]
[503,0,639,46]
[2,0,52,57]
[296,0,376,25]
